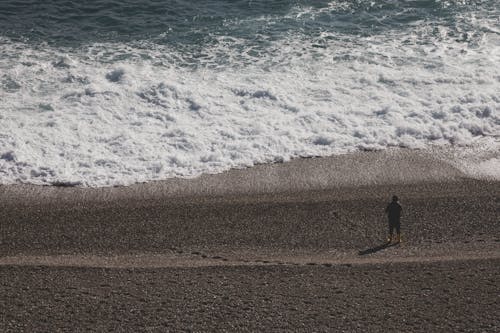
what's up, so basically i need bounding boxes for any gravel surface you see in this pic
[1,259,499,332]
[1,158,499,332]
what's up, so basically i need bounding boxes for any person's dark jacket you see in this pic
[385,201,402,221]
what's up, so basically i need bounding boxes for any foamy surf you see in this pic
[0,0,498,186]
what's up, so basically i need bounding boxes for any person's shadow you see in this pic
[358,241,399,256]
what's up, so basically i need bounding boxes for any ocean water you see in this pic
[0,0,499,186]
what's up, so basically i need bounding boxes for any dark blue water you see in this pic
[1,0,497,46]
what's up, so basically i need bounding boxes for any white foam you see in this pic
[441,144,500,180]
[0,6,499,186]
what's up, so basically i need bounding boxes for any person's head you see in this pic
[392,195,398,202]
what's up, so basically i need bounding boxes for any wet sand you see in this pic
[1,149,499,332]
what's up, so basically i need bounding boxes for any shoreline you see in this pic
[1,146,497,205]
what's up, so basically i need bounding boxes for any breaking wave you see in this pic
[0,0,499,186]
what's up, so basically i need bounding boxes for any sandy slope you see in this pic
[1,179,498,257]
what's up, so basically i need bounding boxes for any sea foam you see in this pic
[0,2,499,186]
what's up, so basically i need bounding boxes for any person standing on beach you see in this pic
[385,195,402,243]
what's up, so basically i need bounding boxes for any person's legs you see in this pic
[388,221,394,242]
[395,220,401,242]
